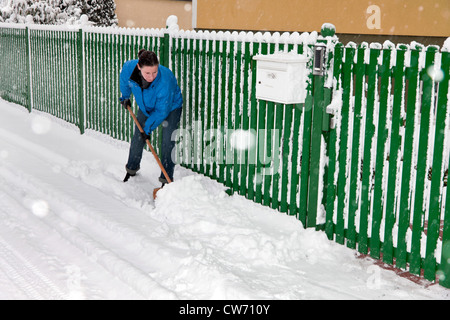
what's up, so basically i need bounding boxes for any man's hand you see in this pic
[140,131,150,141]
[121,98,131,109]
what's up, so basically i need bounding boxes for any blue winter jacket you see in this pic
[120,60,183,134]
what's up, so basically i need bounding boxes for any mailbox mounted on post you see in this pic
[253,52,309,104]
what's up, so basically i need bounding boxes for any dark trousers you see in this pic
[126,107,182,182]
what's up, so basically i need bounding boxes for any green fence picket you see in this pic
[347,44,366,249]
[410,46,438,275]
[192,37,200,173]
[232,38,240,193]
[280,102,292,214]
[247,41,260,201]
[218,36,226,183]
[397,46,421,270]
[335,45,355,244]
[180,36,187,167]
[225,38,234,190]
[272,113,283,209]
[298,45,314,228]
[185,35,191,167]
[370,47,391,259]
[255,40,268,205]
[199,38,206,175]
[239,40,251,197]
[204,37,213,177]
[442,96,450,287]
[77,29,85,134]
[325,43,343,240]
[383,45,407,265]
[424,49,449,281]
[211,36,220,179]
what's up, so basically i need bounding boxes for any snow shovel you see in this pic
[124,106,172,199]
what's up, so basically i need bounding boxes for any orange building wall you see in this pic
[196,0,450,37]
[115,0,193,30]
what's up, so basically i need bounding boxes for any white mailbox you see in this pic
[253,52,309,104]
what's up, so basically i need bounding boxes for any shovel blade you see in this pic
[153,187,161,200]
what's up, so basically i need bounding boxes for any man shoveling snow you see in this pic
[119,49,183,197]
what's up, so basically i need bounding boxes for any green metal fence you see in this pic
[0,21,448,289]
[169,30,314,228]
[322,40,450,286]
[83,28,164,142]
[0,25,29,108]
[29,27,82,127]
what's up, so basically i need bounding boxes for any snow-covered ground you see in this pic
[0,98,448,300]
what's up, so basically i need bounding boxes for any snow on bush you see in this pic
[0,0,117,26]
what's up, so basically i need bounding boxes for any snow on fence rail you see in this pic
[0,21,449,289]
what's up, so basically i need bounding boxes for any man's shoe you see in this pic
[123,165,140,182]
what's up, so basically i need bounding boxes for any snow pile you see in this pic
[150,175,361,298]
[154,174,335,267]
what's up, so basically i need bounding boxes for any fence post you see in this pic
[298,45,313,228]
[76,28,85,134]
[25,26,32,113]
[306,24,337,229]
[306,43,325,228]
[161,31,171,68]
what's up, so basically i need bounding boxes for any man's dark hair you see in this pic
[138,49,159,67]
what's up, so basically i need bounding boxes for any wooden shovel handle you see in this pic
[126,106,172,184]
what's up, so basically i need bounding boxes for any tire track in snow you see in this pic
[0,127,70,167]
[0,182,70,299]
[0,184,142,300]
[0,126,156,212]
[0,194,68,299]
[0,235,67,300]
[0,161,178,299]
[0,126,186,270]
